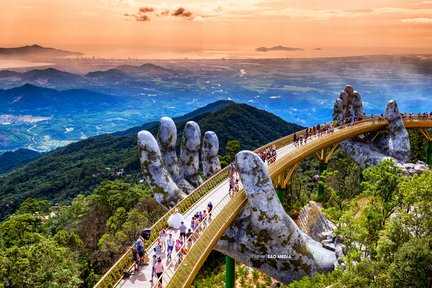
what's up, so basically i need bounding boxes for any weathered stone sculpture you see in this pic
[157,117,181,181]
[138,131,186,207]
[139,117,221,207]
[333,87,428,174]
[338,98,412,169]
[157,117,195,193]
[333,84,364,121]
[201,131,221,178]
[180,121,204,187]
[385,100,410,163]
[215,151,336,284]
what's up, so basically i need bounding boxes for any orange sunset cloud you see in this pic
[0,0,431,58]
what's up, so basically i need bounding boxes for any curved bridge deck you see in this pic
[95,116,432,288]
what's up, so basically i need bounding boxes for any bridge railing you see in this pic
[152,179,245,288]
[155,190,248,288]
[94,166,230,288]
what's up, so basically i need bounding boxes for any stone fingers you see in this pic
[180,121,204,187]
[201,131,221,178]
[138,130,186,207]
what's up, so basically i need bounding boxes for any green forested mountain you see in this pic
[0,149,41,174]
[0,101,303,220]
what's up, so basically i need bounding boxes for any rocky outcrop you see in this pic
[180,121,204,187]
[137,131,186,207]
[400,161,430,175]
[297,201,336,242]
[201,131,221,178]
[215,151,336,284]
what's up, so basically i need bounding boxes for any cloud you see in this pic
[139,6,155,13]
[124,13,150,21]
[193,16,204,22]
[125,6,194,21]
[401,17,432,23]
[172,7,193,18]
[159,10,170,16]
[410,1,432,5]
[136,14,150,21]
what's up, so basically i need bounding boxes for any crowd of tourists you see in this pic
[228,162,241,196]
[257,145,277,164]
[401,112,432,119]
[129,200,215,287]
[292,122,335,147]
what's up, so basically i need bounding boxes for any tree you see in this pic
[0,238,82,288]
[362,159,404,221]
[0,213,40,248]
[320,154,361,222]
[17,198,51,215]
[388,237,432,288]
[91,180,151,214]
[220,140,241,167]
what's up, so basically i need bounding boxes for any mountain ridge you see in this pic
[0,83,121,113]
[0,149,41,174]
[0,44,83,57]
[0,101,303,220]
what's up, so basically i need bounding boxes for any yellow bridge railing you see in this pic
[156,191,248,288]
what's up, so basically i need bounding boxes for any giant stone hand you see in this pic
[138,117,221,208]
[332,85,413,170]
[215,151,336,284]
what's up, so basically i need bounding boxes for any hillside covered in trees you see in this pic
[0,99,430,288]
[0,101,303,220]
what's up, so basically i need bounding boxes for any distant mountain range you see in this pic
[256,45,304,52]
[0,83,121,113]
[0,44,83,58]
[0,101,303,220]
[0,64,174,91]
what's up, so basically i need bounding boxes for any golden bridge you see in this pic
[95,115,432,288]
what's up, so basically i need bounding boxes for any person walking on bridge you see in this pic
[179,222,187,240]
[154,258,164,287]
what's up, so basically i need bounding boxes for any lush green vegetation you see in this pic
[285,165,432,288]
[0,102,302,221]
[0,149,41,174]
[0,179,164,287]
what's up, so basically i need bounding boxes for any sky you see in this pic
[1,0,432,58]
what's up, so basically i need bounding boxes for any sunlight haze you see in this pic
[1,0,432,58]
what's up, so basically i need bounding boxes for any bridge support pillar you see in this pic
[225,255,235,288]
[318,161,327,197]
[419,129,432,166]
[276,187,285,205]
[427,141,432,166]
